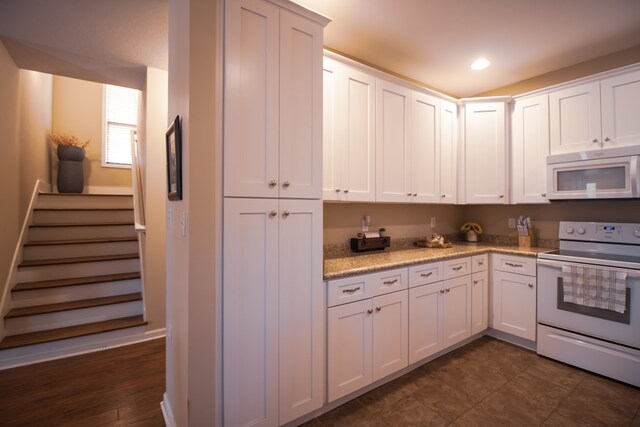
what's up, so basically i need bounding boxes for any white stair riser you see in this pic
[29,225,136,241]
[4,300,143,335]
[17,259,140,282]
[33,210,134,225]
[23,241,138,261]
[36,195,133,209]
[10,279,141,308]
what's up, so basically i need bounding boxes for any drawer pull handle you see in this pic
[452,266,463,271]
[367,309,373,315]
[383,279,398,285]
[376,306,382,312]
[342,287,361,294]
[420,272,433,278]
[505,262,523,268]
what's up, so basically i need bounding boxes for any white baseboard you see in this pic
[485,328,537,351]
[161,393,177,427]
[0,327,165,370]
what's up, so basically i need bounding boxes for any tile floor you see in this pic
[307,336,640,426]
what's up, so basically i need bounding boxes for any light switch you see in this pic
[508,218,516,229]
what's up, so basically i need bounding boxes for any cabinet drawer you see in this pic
[370,268,408,297]
[408,262,443,288]
[327,275,370,307]
[443,257,471,279]
[472,254,488,272]
[492,253,536,276]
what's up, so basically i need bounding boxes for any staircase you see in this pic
[0,193,146,358]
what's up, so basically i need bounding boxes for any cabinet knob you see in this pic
[528,283,534,288]
[344,189,349,193]
[282,210,291,217]
[439,289,445,294]
[592,138,599,143]
[441,194,446,198]
[335,188,341,192]
[541,193,547,197]
[269,210,277,217]
[473,280,478,284]
[367,309,373,315]
[412,193,417,197]
[282,180,291,188]
[407,193,412,196]
[269,180,277,188]
[604,137,610,142]
[445,288,451,293]
[499,194,504,198]
[375,306,382,312]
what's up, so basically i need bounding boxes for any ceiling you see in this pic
[0,0,639,96]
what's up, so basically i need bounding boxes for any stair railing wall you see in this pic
[0,180,50,341]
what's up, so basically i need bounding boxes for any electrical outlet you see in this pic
[430,217,436,228]
[508,218,516,229]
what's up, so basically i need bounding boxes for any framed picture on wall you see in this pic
[166,115,182,201]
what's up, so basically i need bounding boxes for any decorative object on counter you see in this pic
[350,236,391,252]
[460,222,483,243]
[415,233,453,248]
[362,215,371,232]
[517,216,537,247]
[47,131,90,193]
[379,228,386,237]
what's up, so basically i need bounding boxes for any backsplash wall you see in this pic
[324,200,640,246]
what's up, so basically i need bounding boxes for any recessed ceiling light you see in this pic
[471,58,491,70]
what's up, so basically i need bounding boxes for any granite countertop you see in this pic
[323,244,553,280]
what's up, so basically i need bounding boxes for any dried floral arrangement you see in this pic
[46,131,90,148]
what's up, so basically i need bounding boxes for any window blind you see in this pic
[105,85,139,166]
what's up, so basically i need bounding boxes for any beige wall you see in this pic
[476,45,640,97]
[0,41,21,318]
[52,76,132,190]
[18,70,52,216]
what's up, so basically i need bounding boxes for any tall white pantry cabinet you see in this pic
[222,0,329,426]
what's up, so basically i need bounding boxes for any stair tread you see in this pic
[30,222,134,228]
[0,315,146,350]
[34,208,134,211]
[6,292,143,318]
[24,237,138,246]
[19,253,139,268]
[13,272,142,292]
[38,193,133,197]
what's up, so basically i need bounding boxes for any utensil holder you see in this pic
[518,228,537,247]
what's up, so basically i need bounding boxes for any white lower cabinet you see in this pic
[491,254,537,341]
[471,254,489,335]
[409,282,443,363]
[223,198,323,426]
[441,275,472,348]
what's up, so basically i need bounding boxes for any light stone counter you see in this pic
[323,244,553,280]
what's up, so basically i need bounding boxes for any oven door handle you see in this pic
[536,258,564,268]
[537,257,640,278]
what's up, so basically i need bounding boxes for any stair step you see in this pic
[13,272,141,292]
[33,208,134,225]
[37,193,133,209]
[6,293,143,318]
[30,222,134,228]
[24,237,137,246]
[19,253,139,269]
[0,315,147,350]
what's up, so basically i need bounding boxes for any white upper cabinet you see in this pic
[225,0,324,199]
[439,100,458,203]
[550,68,640,154]
[511,94,550,204]
[601,69,640,148]
[376,79,412,202]
[411,92,440,203]
[323,57,376,201]
[461,100,509,204]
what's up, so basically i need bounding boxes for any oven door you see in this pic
[537,258,640,349]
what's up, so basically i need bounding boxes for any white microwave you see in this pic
[547,151,640,200]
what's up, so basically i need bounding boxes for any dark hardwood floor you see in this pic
[0,338,165,426]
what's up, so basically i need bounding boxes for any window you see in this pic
[103,84,139,167]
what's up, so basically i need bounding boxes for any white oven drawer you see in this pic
[493,253,536,276]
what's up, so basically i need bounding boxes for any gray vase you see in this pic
[57,146,85,193]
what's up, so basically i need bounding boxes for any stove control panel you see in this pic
[559,221,640,245]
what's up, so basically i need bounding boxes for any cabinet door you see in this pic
[280,10,323,199]
[409,283,443,364]
[223,198,279,427]
[278,200,323,423]
[442,275,472,348]
[471,271,489,335]
[492,270,537,341]
[411,92,440,203]
[372,291,408,381]
[224,0,279,198]
[512,94,550,204]
[376,79,411,202]
[549,82,601,154]
[439,100,458,203]
[322,57,342,200]
[601,69,640,148]
[327,299,373,402]
[464,102,507,204]
[342,66,376,201]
